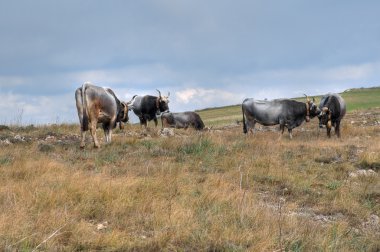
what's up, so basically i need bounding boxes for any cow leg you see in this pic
[335,120,341,138]
[288,128,293,139]
[278,120,285,140]
[250,121,256,134]
[139,117,147,130]
[143,117,148,129]
[326,127,331,138]
[90,121,100,148]
[103,123,111,143]
[154,117,158,127]
[80,129,86,148]
[245,120,255,135]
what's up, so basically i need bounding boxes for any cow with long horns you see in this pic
[318,93,346,138]
[242,95,320,138]
[128,90,170,128]
[75,82,129,148]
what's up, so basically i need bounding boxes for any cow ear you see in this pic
[322,107,329,113]
[121,102,127,109]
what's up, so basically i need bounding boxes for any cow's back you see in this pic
[242,98,284,126]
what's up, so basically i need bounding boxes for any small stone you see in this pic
[0,139,12,145]
[97,221,108,231]
[362,214,380,233]
[160,128,175,137]
[349,169,377,178]
[14,135,25,142]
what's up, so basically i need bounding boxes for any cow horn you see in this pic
[167,91,170,97]
[156,89,162,97]
[304,94,310,102]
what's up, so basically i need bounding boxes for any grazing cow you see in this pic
[161,111,205,130]
[75,82,129,148]
[318,93,346,138]
[129,90,170,128]
[242,96,320,138]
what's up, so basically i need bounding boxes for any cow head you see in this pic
[304,95,320,122]
[156,89,170,114]
[118,102,129,129]
[318,107,332,129]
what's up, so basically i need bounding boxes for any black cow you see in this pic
[318,93,346,138]
[75,82,129,148]
[161,111,205,130]
[129,90,170,128]
[242,96,319,138]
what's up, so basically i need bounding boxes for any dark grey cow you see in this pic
[75,82,129,148]
[161,111,205,130]
[318,93,346,138]
[242,96,320,138]
[129,90,170,128]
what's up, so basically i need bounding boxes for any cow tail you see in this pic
[81,83,89,131]
[242,104,247,134]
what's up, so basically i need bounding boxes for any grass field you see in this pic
[0,88,379,251]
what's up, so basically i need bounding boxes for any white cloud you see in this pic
[1,61,379,125]
[175,88,243,110]
[0,92,77,125]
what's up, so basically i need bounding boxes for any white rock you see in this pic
[14,135,25,141]
[362,214,380,233]
[97,221,108,231]
[160,128,175,137]
[0,139,12,145]
[349,169,377,178]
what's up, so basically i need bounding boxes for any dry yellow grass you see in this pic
[0,110,379,251]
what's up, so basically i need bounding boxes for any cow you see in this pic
[242,96,320,138]
[128,90,170,128]
[161,111,205,130]
[75,82,129,148]
[317,93,346,138]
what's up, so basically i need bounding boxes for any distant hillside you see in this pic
[196,86,380,127]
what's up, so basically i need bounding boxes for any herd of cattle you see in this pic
[75,82,346,148]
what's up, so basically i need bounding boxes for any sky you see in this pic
[0,0,379,124]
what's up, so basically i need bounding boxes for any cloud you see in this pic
[175,88,243,109]
[0,1,380,124]
[0,92,77,125]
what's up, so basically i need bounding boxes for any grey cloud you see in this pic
[0,1,379,124]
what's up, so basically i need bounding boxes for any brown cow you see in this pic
[75,82,129,148]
